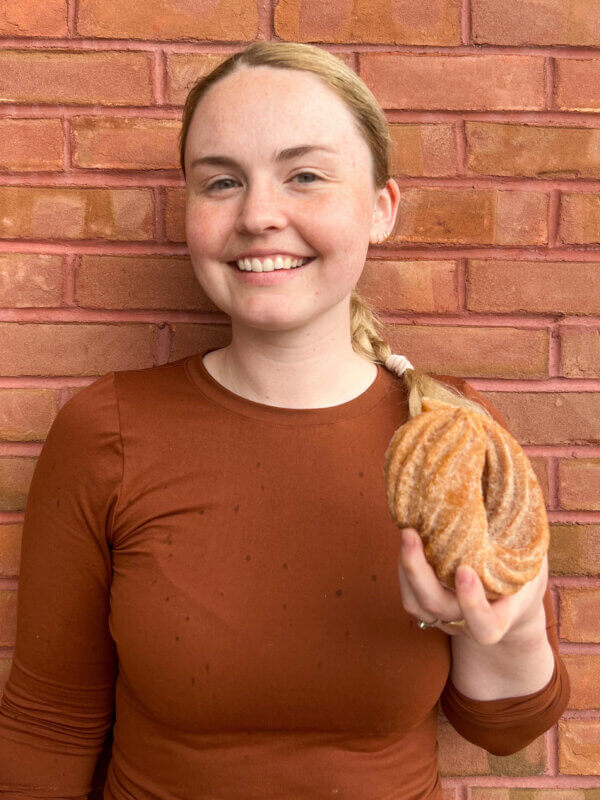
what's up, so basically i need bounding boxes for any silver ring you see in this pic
[417,618,440,630]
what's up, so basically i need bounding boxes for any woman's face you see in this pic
[184,65,392,336]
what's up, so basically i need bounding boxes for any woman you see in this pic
[0,42,569,799]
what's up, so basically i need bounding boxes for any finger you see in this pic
[399,528,462,620]
[454,565,510,645]
[397,551,425,619]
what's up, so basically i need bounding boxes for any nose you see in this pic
[235,177,288,235]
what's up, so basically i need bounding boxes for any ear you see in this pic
[369,177,401,243]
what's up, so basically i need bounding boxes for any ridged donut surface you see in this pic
[384,396,549,599]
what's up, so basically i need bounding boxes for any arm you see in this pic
[0,371,122,798]
[441,581,571,756]
[449,579,555,700]
[440,379,570,753]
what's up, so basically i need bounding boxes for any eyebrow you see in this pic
[190,144,339,171]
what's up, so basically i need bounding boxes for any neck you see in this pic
[202,338,378,409]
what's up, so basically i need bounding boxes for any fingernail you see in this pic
[457,567,473,587]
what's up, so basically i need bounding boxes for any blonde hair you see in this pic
[179,41,492,421]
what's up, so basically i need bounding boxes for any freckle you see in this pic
[371,574,377,581]
[245,554,251,561]
[282,603,287,610]
[191,677,195,686]
[335,589,343,597]
[175,635,180,641]
[358,471,364,478]
[205,663,210,672]
[234,505,239,512]
[282,562,288,569]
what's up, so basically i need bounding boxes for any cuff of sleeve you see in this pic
[440,651,571,756]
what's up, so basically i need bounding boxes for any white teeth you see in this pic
[235,256,310,272]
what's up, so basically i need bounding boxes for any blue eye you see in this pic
[207,172,321,191]
[294,172,321,183]
[208,178,237,191]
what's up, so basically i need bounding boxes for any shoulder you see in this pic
[429,372,511,433]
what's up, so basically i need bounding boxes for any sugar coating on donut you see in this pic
[384,396,549,599]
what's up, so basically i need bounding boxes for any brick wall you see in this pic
[1,0,599,797]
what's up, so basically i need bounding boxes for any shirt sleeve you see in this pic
[439,378,571,756]
[0,371,122,798]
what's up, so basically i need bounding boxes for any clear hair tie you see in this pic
[385,354,414,377]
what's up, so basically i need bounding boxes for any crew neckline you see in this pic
[184,346,399,425]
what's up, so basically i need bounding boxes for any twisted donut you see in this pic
[384,396,549,600]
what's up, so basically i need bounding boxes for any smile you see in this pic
[229,256,313,272]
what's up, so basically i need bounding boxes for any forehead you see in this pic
[187,66,365,158]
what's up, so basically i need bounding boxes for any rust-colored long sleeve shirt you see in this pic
[0,347,570,799]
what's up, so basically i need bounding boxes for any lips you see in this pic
[227,257,315,272]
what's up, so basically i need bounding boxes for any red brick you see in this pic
[275,0,460,45]
[0,50,152,106]
[479,392,600,445]
[559,587,600,643]
[166,53,231,106]
[549,524,600,577]
[558,194,600,245]
[359,53,545,111]
[0,322,155,376]
[77,0,257,40]
[0,0,67,36]
[76,255,219,311]
[0,254,64,306]
[392,189,547,246]
[466,122,600,178]
[441,787,457,800]
[170,324,232,362]
[0,187,154,241]
[563,654,600,710]
[559,719,600,774]
[488,734,546,776]
[0,389,58,441]
[72,117,180,171]
[560,459,600,512]
[556,59,600,112]
[390,124,458,177]
[437,718,490,775]
[0,591,17,647]
[529,457,549,507]
[0,458,36,512]
[466,259,600,316]
[561,327,600,378]
[356,259,459,314]
[165,187,186,242]
[383,325,547,378]
[0,524,22,578]
[472,0,600,46]
[0,119,63,172]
